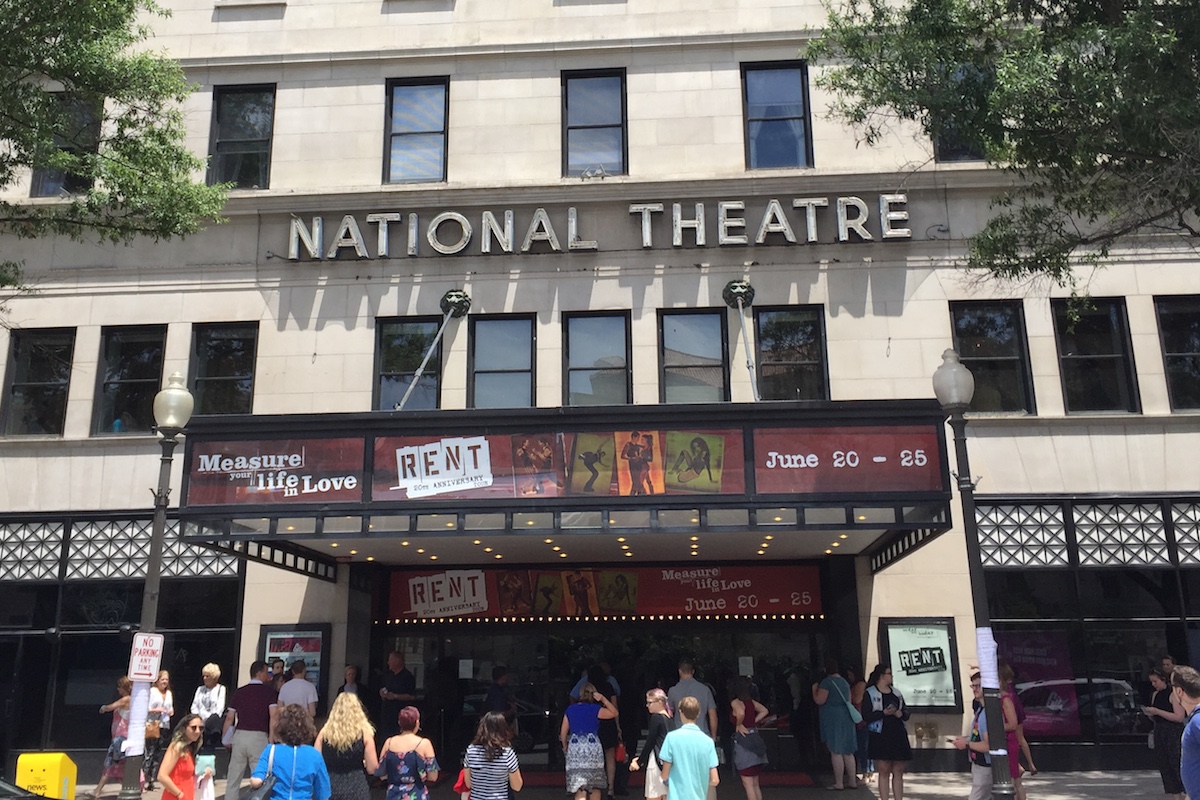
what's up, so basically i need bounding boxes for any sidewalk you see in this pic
[77,770,1169,800]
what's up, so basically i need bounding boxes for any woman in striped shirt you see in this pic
[463,712,523,800]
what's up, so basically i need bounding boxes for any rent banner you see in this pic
[185,438,366,505]
[753,425,943,494]
[388,564,820,620]
[878,617,962,712]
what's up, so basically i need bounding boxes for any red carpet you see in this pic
[519,771,815,788]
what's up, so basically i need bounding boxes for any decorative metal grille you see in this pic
[1173,503,1200,565]
[1074,503,1169,566]
[869,528,939,573]
[0,522,65,581]
[976,504,1069,567]
[216,539,337,582]
[64,519,237,580]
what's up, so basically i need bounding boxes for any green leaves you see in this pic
[0,0,227,291]
[811,0,1200,291]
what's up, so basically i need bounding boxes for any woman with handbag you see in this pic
[813,660,859,790]
[729,677,769,800]
[145,670,175,789]
[627,689,672,800]
[315,693,379,800]
[157,714,214,800]
[90,676,134,800]
[463,711,523,800]
[248,704,332,800]
[377,706,439,800]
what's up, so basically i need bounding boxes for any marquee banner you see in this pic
[185,438,366,506]
[389,564,821,620]
[753,425,943,494]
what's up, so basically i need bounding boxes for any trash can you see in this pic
[16,752,77,800]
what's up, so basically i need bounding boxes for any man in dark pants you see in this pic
[379,651,416,740]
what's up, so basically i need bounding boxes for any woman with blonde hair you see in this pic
[316,693,379,800]
[145,670,175,788]
[627,689,671,800]
[560,683,618,800]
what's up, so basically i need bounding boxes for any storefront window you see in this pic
[986,570,1077,620]
[1076,568,1181,618]
[995,625,1088,740]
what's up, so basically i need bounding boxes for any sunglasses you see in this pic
[187,724,204,731]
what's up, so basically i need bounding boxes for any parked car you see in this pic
[1016,677,1141,737]
[461,693,553,752]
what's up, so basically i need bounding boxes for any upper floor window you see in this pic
[191,323,258,415]
[1155,295,1200,410]
[377,318,441,411]
[742,63,812,170]
[661,310,728,403]
[1052,298,1139,413]
[950,301,1035,412]
[564,313,630,406]
[754,306,828,401]
[386,79,449,183]
[208,85,276,189]
[932,66,989,163]
[469,316,535,409]
[30,94,101,198]
[93,326,166,434]
[2,329,75,435]
[563,70,627,178]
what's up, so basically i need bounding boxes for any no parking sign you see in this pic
[128,633,164,681]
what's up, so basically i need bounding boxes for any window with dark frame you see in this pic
[207,85,276,189]
[2,329,75,435]
[191,323,258,415]
[562,70,627,178]
[660,310,729,403]
[950,301,1035,413]
[30,94,101,198]
[754,306,828,401]
[742,63,812,170]
[386,78,449,184]
[1155,295,1200,410]
[469,316,535,409]
[377,318,441,411]
[932,66,990,163]
[1052,298,1139,413]
[564,313,631,406]
[92,326,167,435]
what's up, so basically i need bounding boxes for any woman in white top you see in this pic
[145,670,175,788]
[190,663,226,751]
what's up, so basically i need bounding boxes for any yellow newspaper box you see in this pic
[16,752,77,800]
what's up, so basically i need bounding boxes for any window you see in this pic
[660,310,728,403]
[742,63,812,170]
[2,329,75,435]
[469,316,535,409]
[1155,296,1200,410]
[932,66,990,163]
[950,301,1035,412]
[208,85,275,189]
[1052,299,1139,413]
[386,79,449,183]
[30,94,101,197]
[377,318,441,410]
[564,313,630,406]
[92,326,167,434]
[754,306,828,401]
[562,70,627,177]
[191,323,258,415]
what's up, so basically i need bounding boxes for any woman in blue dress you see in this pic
[559,683,618,800]
[812,659,859,790]
[249,704,332,800]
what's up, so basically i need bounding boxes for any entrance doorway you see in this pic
[375,620,828,773]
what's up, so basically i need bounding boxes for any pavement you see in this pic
[76,770,1170,800]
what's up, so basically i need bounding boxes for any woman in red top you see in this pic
[159,713,213,800]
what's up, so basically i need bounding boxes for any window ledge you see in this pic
[963,412,1200,430]
[214,0,286,8]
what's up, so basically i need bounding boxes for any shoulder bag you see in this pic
[242,745,277,800]
[831,679,864,725]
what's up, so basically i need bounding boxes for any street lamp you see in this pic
[932,349,1014,797]
[118,372,193,800]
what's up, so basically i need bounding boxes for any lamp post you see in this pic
[117,372,193,800]
[932,349,1014,798]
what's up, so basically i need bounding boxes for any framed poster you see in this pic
[878,617,963,713]
[258,623,333,715]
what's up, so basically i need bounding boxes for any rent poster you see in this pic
[880,618,959,710]
[664,431,725,493]
[264,630,325,687]
[566,432,618,494]
[616,430,665,496]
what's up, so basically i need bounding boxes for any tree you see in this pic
[809,0,1200,291]
[0,0,227,297]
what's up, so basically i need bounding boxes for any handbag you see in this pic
[242,745,277,800]
[453,769,469,794]
[615,741,627,763]
[145,720,162,739]
[831,679,864,725]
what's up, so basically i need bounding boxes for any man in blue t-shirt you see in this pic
[658,696,719,800]
[1172,665,1200,797]
[954,671,991,800]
